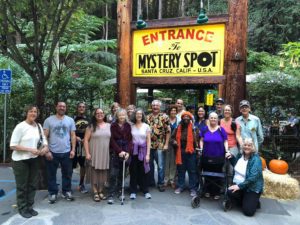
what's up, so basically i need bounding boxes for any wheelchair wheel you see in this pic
[191,196,201,208]
[222,200,232,212]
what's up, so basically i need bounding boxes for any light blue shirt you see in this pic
[43,115,76,153]
[236,114,264,152]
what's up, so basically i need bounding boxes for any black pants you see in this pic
[228,189,261,217]
[202,161,223,195]
[12,158,39,213]
[108,154,127,197]
[129,155,149,194]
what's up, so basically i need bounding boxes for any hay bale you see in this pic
[262,170,300,200]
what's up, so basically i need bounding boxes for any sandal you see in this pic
[99,193,107,200]
[93,193,100,202]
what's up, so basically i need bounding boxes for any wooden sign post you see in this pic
[117,0,248,117]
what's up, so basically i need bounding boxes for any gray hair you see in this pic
[115,108,128,123]
[152,99,162,106]
[243,138,256,152]
[208,111,218,118]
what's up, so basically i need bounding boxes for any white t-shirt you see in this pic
[233,157,248,184]
[131,123,151,144]
[10,121,47,161]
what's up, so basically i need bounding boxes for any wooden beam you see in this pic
[116,0,132,107]
[132,76,225,85]
[225,0,248,117]
[131,15,229,29]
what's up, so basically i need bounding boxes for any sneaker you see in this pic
[204,192,210,198]
[119,195,125,201]
[79,185,88,194]
[214,195,220,200]
[130,193,136,200]
[28,208,38,216]
[174,188,182,194]
[145,193,152,199]
[61,191,74,201]
[190,190,197,197]
[107,196,114,205]
[48,194,57,204]
[158,185,165,192]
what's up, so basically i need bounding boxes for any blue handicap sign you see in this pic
[0,69,12,94]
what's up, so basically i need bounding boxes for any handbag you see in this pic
[37,123,43,149]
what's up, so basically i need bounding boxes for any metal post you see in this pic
[3,93,7,163]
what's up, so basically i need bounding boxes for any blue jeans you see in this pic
[177,152,197,190]
[46,152,73,195]
[149,149,166,186]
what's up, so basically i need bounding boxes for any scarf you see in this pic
[175,122,194,165]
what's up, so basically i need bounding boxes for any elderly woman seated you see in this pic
[226,138,264,217]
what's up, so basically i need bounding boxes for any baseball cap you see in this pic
[239,100,250,108]
[215,98,225,104]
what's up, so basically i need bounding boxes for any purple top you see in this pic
[133,142,150,173]
[200,126,228,157]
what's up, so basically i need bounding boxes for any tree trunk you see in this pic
[146,0,149,20]
[34,80,46,121]
[105,4,108,52]
[180,0,185,17]
[33,79,48,190]
[158,0,162,19]
[137,0,142,20]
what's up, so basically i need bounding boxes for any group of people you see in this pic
[10,97,264,218]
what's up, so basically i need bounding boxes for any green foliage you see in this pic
[247,50,280,73]
[248,0,300,54]
[248,71,300,124]
[61,10,104,45]
[280,42,300,71]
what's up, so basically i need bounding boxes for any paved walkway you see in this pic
[1,166,300,225]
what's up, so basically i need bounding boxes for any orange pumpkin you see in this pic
[260,157,267,169]
[269,159,289,174]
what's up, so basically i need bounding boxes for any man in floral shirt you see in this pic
[147,100,171,192]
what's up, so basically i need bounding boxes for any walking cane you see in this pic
[121,155,126,205]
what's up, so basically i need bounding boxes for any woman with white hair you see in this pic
[199,112,228,200]
[226,138,264,217]
[108,108,133,204]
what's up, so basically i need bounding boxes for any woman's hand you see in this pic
[86,153,91,161]
[145,154,150,163]
[31,148,40,155]
[119,151,129,160]
[39,146,49,156]
[45,151,53,161]
[228,184,240,193]
[225,151,232,159]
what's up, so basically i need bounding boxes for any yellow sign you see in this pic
[206,93,214,106]
[132,24,225,77]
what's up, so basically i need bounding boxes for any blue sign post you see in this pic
[0,69,12,94]
[0,69,12,163]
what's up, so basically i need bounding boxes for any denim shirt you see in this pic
[236,114,264,152]
[230,153,264,193]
